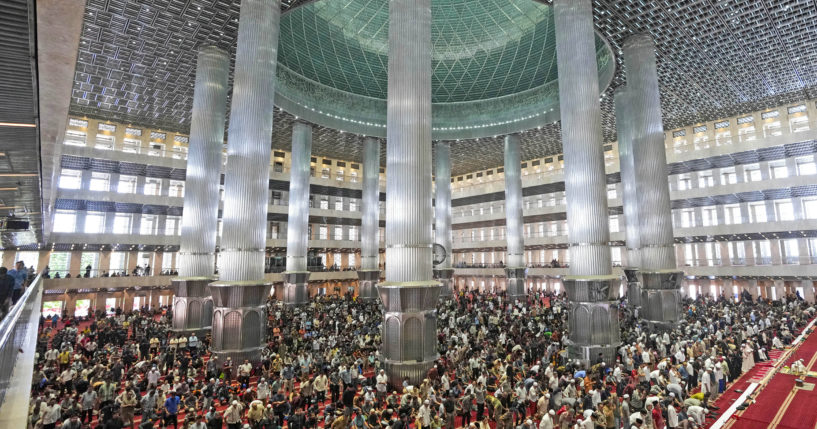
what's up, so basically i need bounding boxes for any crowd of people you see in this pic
[26,286,816,429]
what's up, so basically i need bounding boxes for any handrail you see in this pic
[0,274,43,428]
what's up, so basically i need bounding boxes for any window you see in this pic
[693,134,709,150]
[724,204,741,225]
[95,134,114,150]
[677,174,692,190]
[606,184,617,199]
[336,170,344,181]
[796,157,816,176]
[319,225,328,240]
[144,178,161,196]
[762,120,782,137]
[118,175,137,194]
[64,130,86,146]
[738,125,756,142]
[804,198,817,219]
[720,168,737,185]
[729,242,746,265]
[165,216,181,235]
[319,198,329,210]
[770,161,788,179]
[59,169,82,189]
[754,241,771,264]
[744,164,761,182]
[334,226,343,240]
[350,171,358,183]
[84,212,105,234]
[775,201,794,221]
[781,239,800,264]
[808,238,817,264]
[169,180,184,197]
[123,138,141,154]
[349,200,357,211]
[112,214,132,234]
[715,130,731,146]
[53,210,76,233]
[148,143,164,156]
[321,168,330,179]
[680,209,695,228]
[89,172,110,192]
[702,206,717,226]
[140,215,156,235]
[348,226,357,241]
[48,252,70,277]
[698,173,714,188]
[171,144,188,160]
[348,253,356,268]
[334,199,343,211]
[683,243,697,266]
[704,242,721,265]
[789,115,809,133]
[749,202,767,223]
[80,252,99,276]
[609,215,620,233]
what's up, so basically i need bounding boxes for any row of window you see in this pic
[674,157,816,190]
[58,169,185,197]
[65,130,189,159]
[53,211,182,235]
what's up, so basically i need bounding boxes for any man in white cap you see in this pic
[417,399,433,429]
[538,410,555,429]
[225,399,245,429]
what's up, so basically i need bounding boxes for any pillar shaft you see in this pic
[554,0,618,365]
[358,137,381,300]
[434,142,454,299]
[379,0,439,387]
[623,34,681,329]
[209,0,279,366]
[615,88,642,308]
[282,121,312,304]
[503,134,526,300]
[172,46,229,332]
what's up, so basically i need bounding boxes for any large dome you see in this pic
[274,0,615,139]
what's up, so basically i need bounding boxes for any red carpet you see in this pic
[722,323,817,429]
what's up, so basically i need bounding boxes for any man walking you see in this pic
[8,261,28,304]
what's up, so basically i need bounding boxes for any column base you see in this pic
[210,346,267,372]
[282,271,310,305]
[171,278,215,332]
[383,359,436,389]
[208,280,271,368]
[563,276,621,367]
[638,270,682,327]
[433,268,455,299]
[505,267,527,301]
[377,281,441,386]
[357,270,381,301]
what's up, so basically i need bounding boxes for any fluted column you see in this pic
[358,136,381,300]
[433,141,454,300]
[554,0,619,365]
[615,88,642,308]
[208,0,279,367]
[282,121,312,304]
[624,34,682,329]
[378,0,440,387]
[503,134,526,301]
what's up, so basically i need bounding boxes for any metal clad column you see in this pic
[624,34,682,329]
[283,121,312,304]
[554,0,620,365]
[172,46,229,333]
[615,88,642,308]
[378,0,440,387]
[433,142,454,299]
[358,137,381,300]
[208,0,279,367]
[503,134,526,301]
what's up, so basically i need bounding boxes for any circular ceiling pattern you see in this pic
[275,0,615,140]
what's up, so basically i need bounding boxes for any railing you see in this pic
[43,268,179,279]
[681,256,817,267]
[0,275,43,427]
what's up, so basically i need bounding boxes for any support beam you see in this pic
[358,136,381,300]
[503,134,526,301]
[172,46,228,334]
[433,141,454,300]
[209,0,279,368]
[554,0,619,365]
[283,121,313,305]
[378,0,440,387]
[623,34,682,329]
[615,88,642,308]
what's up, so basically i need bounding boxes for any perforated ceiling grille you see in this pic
[68,0,817,175]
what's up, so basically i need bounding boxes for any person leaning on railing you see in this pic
[0,266,15,317]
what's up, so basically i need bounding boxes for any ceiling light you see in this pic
[0,122,36,128]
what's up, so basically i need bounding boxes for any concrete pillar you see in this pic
[801,280,815,303]
[624,33,682,330]
[378,0,440,387]
[432,141,454,300]
[98,251,111,276]
[358,137,382,300]
[135,175,146,195]
[554,0,619,365]
[615,88,641,308]
[208,0,279,367]
[282,121,313,305]
[131,212,142,235]
[503,134,526,301]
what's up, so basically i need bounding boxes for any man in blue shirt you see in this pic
[8,261,28,304]
[164,391,181,429]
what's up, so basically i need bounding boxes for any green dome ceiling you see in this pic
[274,0,615,139]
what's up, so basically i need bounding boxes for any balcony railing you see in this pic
[0,275,42,427]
